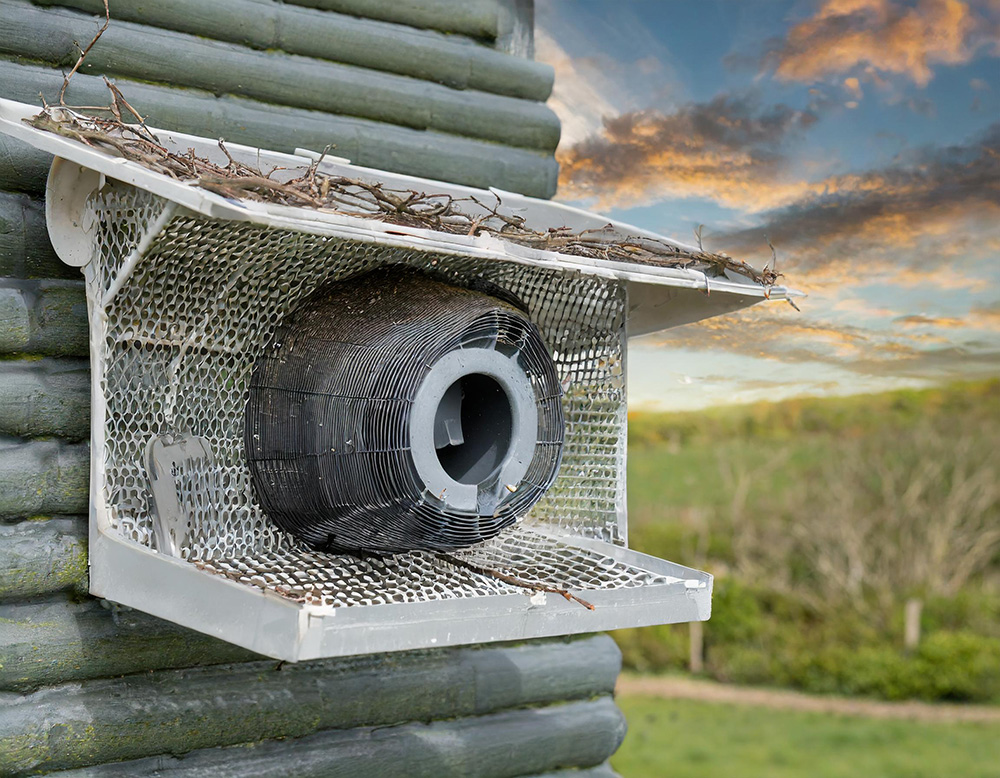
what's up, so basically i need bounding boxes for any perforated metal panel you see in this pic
[77,188,707,659]
[92,186,632,578]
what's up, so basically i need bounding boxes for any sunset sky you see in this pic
[536,0,1000,410]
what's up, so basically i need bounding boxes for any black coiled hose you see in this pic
[244,267,564,554]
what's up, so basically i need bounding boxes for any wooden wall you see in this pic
[0,1,626,775]
[0,0,560,198]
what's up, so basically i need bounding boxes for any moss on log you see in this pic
[0,635,622,774]
[0,519,88,600]
[0,359,89,439]
[0,597,261,692]
[0,597,260,692]
[0,440,89,518]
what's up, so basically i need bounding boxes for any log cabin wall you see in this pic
[0,1,626,774]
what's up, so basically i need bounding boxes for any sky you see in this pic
[535,0,1000,410]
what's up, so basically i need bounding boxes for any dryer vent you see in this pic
[244,268,565,554]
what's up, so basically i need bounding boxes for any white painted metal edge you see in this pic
[89,524,711,662]
[0,98,801,321]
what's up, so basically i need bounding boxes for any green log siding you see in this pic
[0,61,559,199]
[0,0,559,198]
[0,3,624,775]
[0,636,622,773]
[0,280,88,356]
[1,1,558,151]
[35,0,553,100]
[0,360,90,440]
[0,134,52,195]
[49,701,624,778]
[0,518,88,600]
[0,191,68,279]
[281,0,506,41]
[0,440,89,518]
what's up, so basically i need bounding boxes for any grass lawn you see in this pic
[612,696,1000,778]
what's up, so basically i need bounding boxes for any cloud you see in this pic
[535,5,685,149]
[844,76,865,99]
[717,122,1000,276]
[556,94,818,210]
[654,301,999,382]
[895,313,967,327]
[762,0,1000,87]
[645,132,1000,382]
[896,305,1000,330]
[534,30,623,149]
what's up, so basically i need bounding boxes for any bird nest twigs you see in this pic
[26,82,781,288]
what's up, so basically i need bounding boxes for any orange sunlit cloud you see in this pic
[765,0,999,87]
[538,1,999,405]
[556,95,820,211]
[717,123,1000,277]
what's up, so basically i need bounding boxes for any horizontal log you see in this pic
[0,359,90,440]
[0,597,259,692]
[0,595,622,698]
[0,1,559,152]
[0,61,558,198]
[0,634,622,774]
[0,280,88,357]
[0,518,87,601]
[0,134,51,196]
[0,190,76,280]
[534,768,617,778]
[37,0,553,101]
[0,439,89,517]
[283,0,502,41]
[48,698,625,778]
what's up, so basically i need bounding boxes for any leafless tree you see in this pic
[787,419,1000,649]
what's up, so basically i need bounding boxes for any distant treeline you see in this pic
[628,379,1000,448]
[619,378,1000,703]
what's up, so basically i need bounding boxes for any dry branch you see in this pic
[59,0,111,106]
[439,553,596,610]
[24,95,782,288]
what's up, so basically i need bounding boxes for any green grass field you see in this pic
[618,380,1000,700]
[612,696,1000,778]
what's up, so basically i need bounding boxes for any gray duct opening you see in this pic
[434,374,513,486]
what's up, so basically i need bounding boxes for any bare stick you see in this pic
[438,553,595,610]
[60,0,110,106]
[27,92,784,290]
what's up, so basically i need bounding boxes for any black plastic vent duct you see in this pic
[244,267,565,554]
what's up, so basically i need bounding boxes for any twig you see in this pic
[60,0,110,105]
[25,78,785,290]
[439,553,596,610]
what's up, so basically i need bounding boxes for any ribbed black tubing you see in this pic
[243,267,564,554]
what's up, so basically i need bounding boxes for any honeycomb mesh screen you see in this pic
[89,186,647,604]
